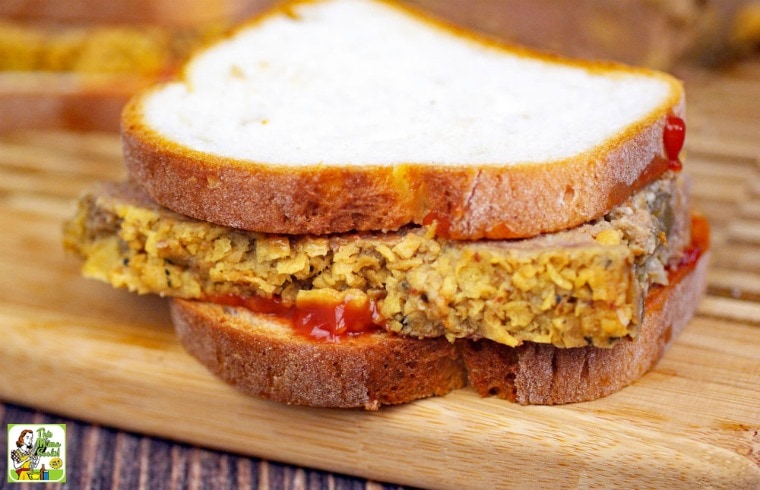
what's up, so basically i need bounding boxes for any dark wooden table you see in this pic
[1,402,408,489]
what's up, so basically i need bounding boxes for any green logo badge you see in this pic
[7,424,66,483]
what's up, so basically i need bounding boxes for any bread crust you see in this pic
[170,300,467,410]
[122,92,682,239]
[169,238,708,409]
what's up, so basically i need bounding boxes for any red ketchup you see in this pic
[669,214,709,272]
[646,214,709,313]
[291,296,382,341]
[659,213,709,301]
[422,212,452,238]
[663,115,686,171]
[208,293,382,342]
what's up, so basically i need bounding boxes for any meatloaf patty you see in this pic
[64,172,690,348]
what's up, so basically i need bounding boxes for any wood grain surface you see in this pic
[1,61,760,489]
[0,403,400,490]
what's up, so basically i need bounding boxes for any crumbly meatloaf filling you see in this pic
[64,172,691,348]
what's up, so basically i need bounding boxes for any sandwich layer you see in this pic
[121,0,685,239]
[64,172,690,348]
[169,219,709,408]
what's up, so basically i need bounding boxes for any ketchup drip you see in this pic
[663,115,686,171]
[208,293,383,342]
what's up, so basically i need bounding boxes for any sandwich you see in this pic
[63,0,710,410]
[0,0,257,132]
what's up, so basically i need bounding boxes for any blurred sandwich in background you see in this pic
[2,0,759,132]
[403,0,760,69]
[0,0,269,132]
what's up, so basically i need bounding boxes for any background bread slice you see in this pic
[0,73,153,132]
[0,3,266,133]
[0,18,234,133]
[169,233,708,409]
[0,0,262,27]
[122,0,684,239]
[402,0,760,69]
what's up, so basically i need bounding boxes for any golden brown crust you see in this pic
[121,119,421,234]
[170,299,467,410]
[122,92,683,239]
[462,248,709,405]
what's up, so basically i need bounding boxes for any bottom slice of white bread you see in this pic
[169,241,709,410]
[170,300,467,410]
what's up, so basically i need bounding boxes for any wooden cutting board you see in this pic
[1,63,759,489]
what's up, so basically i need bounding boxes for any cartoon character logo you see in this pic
[7,424,66,483]
[10,430,40,480]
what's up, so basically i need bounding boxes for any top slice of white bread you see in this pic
[121,0,685,239]
[143,0,676,165]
